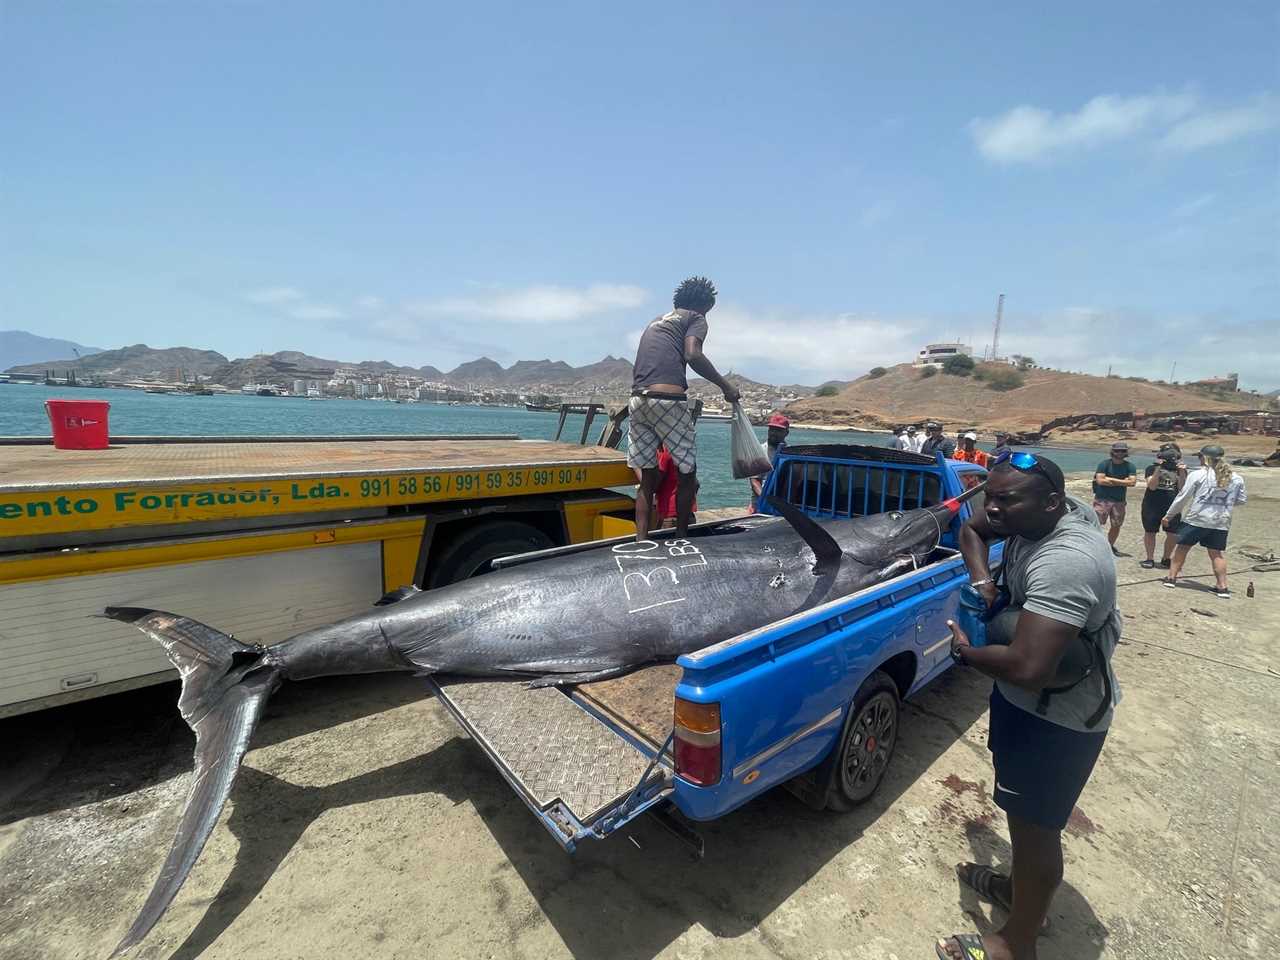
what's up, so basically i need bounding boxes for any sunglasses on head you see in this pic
[991,449,1061,492]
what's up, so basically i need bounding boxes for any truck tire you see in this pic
[426,520,554,588]
[825,669,900,811]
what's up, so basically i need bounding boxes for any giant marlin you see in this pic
[104,486,982,955]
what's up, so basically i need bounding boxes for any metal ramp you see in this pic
[429,679,672,849]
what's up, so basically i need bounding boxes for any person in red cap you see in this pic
[749,413,791,509]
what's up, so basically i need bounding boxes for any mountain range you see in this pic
[0,330,103,370]
[2,335,798,394]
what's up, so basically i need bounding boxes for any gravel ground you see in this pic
[2,470,1277,960]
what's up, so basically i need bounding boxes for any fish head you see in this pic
[835,482,986,566]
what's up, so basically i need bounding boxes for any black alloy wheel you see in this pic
[826,670,900,810]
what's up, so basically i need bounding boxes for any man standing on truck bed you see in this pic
[938,451,1120,960]
[628,276,740,540]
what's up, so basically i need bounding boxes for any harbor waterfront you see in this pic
[0,385,1155,509]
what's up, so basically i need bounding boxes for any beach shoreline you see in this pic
[787,419,1277,459]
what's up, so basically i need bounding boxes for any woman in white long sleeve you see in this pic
[1160,443,1248,598]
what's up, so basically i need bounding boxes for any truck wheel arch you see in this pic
[424,517,556,588]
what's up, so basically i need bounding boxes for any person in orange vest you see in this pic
[953,431,991,467]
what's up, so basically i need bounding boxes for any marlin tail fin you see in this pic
[103,607,281,957]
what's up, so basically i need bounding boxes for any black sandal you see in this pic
[935,933,986,960]
[1139,559,1155,569]
[957,863,1013,913]
[956,862,1051,933]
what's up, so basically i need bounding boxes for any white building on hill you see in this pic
[913,342,971,368]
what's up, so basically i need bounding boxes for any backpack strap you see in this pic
[1034,628,1113,729]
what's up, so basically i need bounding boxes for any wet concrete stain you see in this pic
[1066,806,1098,837]
[937,775,995,828]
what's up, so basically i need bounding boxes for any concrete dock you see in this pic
[2,470,1277,959]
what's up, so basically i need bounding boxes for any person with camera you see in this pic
[1139,443,1186,569]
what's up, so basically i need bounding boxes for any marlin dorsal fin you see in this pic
[765,497,843,573]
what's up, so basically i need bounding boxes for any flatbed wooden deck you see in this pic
[0,436,628,490]
[0,437,635,540]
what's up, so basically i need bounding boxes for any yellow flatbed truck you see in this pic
[0,434,636,717]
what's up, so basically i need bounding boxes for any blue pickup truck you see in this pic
[427,443,992,853]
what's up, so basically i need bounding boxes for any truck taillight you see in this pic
[674,698,721,786]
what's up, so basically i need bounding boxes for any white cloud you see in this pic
[414,283,648,324]
[355,295,385,310]
[970,92,1197,163]
[661,302,1278,391]
[653,304,928,384]
[288,304,345,321]
[1162,95,1280,150]
[245,286,305,305]
[1172,193,1216,218]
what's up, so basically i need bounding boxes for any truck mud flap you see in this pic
[427,678,673,851]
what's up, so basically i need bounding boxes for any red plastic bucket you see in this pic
[45,399,111,450]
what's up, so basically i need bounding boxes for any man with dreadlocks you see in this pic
[628,276,739,540]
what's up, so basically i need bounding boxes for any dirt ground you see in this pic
[2,471,1278,960]
[1041,429,1278,460]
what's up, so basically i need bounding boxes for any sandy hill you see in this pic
[787,363,1264,432]
[8,343,228,380]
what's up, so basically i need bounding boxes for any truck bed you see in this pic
[0,437,627,490]
[575,664,681,747]
[0,437,635,543]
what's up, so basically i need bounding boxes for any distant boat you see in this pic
[144,387,172,395]
[699,408,733,423]
[256,387,282,397]
[525,402,559,412]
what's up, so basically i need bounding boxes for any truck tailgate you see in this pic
[428,678,672,850]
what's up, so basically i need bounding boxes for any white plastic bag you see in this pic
[730,402,773,478]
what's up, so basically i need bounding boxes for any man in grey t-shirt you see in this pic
[935,452,1119,960]
[627,276,739,540]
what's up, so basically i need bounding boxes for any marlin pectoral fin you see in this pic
[373,585,424,606]
[764,497,843,573]
[529,665,636,688]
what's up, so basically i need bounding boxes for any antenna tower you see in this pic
[992,294,1005,361]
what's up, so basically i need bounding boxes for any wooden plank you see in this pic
[0,438,626,489]
[575,663,681,748]
[0,439,634,539]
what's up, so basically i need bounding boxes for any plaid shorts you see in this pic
[627,396,697,474]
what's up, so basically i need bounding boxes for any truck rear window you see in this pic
[775,459,942,518]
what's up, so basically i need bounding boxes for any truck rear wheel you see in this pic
[825,670,900,811]
[427,520,554,588]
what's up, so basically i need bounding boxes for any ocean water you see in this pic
[0,385,1153,508]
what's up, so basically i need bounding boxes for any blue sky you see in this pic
[3,2,1277,389]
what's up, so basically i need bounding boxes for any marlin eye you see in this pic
[889,512,904,520]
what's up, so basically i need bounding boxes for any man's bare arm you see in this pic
[684,336,740,402]
[959,510,999,605]
[954,610,1078,690]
